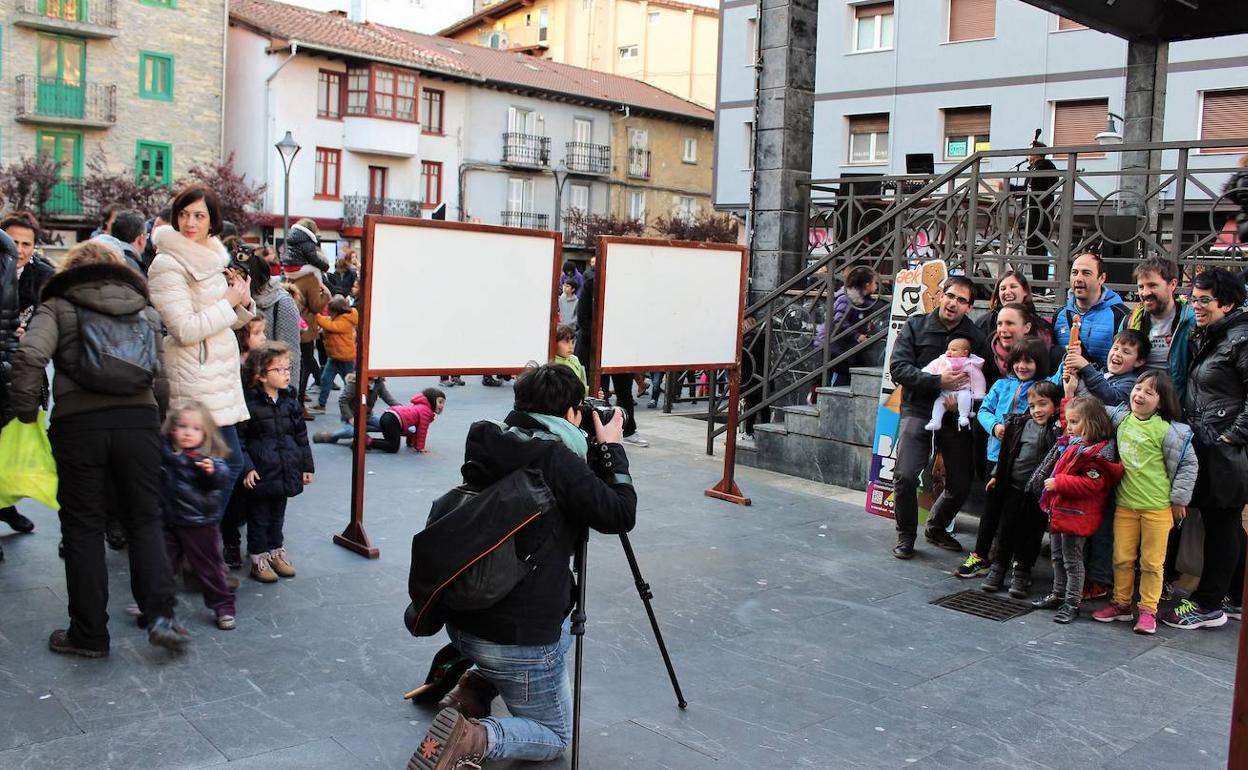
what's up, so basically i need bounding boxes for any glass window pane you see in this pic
[856,17,874,51]
[39,39,57,79]
[880,14,894,47]
[850,133,871,162]
[62,43,82,85]
[875,132,889,160]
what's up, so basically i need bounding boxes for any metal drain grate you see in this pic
[930,590,1034,622]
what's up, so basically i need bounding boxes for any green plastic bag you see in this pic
[0,414,59,511]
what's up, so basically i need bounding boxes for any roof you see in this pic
[438,0,718,38]
[230,0,712,124]
[1018,0,1248,42]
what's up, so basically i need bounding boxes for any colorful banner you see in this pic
[865,260,947,518]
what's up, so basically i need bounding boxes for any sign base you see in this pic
[334,521,380,559]
[705,479,751,506]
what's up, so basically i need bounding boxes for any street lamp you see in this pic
[552,161,570,234]
[1095,112,1125,146]
[274,130,301,254]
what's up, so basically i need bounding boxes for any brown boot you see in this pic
[250,554,278,583]
[408,708,487,770]
[436,669,498,719]
[268,548,296,578]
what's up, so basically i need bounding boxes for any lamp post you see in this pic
[275,130,301,255]
[552,161,570,235]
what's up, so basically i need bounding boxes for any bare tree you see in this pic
[652,211,738,244]
[174,153,266,231]
[0,156,63,215]
[82,148,170,219]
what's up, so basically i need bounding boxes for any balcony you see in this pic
[500,211,550,230]
[565,142,610,175]
[343,116,418,158]
[628,148,651,179]
[502,133,551,167]
[15,76,117,128]
[343,195,421,228]
[14,0,118,38]
[563,221,588,249]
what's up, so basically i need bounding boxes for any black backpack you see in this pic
[60,306,159,395]
[404,467,560,638]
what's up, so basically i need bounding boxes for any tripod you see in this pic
[570,531,687,770]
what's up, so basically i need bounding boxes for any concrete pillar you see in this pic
[749,0,817,303]
[1119,39,1168,225]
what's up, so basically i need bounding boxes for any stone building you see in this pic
[1,0,226,234]
[609,111,714,227]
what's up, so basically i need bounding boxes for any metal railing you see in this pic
[502,133,551,167]
[699,137,1248,453]
[500,210,550,229]
[628,148,651,179]
[14,76,116,124]
[342,195,421,227]
[17,0,117,29]
[565,142,610,175]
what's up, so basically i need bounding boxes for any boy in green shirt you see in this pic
[553,324,587,396]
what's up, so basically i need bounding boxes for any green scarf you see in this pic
[524,411,588,460]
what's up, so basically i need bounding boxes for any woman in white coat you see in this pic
[147,187,255,515]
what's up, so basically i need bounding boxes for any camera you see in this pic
[579,397,616,429]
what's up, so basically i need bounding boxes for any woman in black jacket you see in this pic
[1163,268,1248,631]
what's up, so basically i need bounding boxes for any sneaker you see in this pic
[48,629,108,658]
[216,614,237,631]
[1133,609,1157,635]
[1081,581,1108,601]
[147,616,190,651]
[1163,581,1191,601]
[980,564,1006,593]
[250,554,279,583]
[1091,602,1133,623]
[268,548,296,578]
[892,537,915,560]
[223,544,243,569]
[1031,593,1063,610]
[481,376,502,387]
[647,400,658,409]
[308,404,326,414]
[1160,599,1228,630]
[954,553,990,579]
[1054,602,1080,624]
[623,434,649,447]
[451,377,465,387]
[302,409,314,421]
[1007,568,1032,599]
[409,708,488,770]
[924,527,963,552]
[1222,598,1243,621]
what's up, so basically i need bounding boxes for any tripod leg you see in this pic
[570,535,588,770]
[619,533,688,708]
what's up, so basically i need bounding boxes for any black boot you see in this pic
[0,507,35,533]
[892,535,916,560]
[481,375,502,387]
[1007,568,1032,599]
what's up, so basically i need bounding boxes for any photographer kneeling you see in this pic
[411,363,637,769]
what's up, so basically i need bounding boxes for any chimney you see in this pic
[349,0,366,22]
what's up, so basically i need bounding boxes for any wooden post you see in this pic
[1229,555,1248,769]
[705,366,750,506]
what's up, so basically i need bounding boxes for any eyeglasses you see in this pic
[943,292,972,307]
[265,366,293,374]
[1191,295,1219,307]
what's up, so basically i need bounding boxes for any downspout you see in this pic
[264,42,300,215]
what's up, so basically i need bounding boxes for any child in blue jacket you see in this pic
[977,337,1051,469]
[1058,329,1149,407]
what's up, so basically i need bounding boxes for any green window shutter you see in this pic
[138,51,173,101]
[135,140,171,184]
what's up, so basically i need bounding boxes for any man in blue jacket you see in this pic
[1052,252,1128,370]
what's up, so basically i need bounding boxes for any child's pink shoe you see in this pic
[1133,609,1157,635]
[1091,603,1133,623]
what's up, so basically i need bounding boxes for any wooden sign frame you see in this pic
[335,216,562,558]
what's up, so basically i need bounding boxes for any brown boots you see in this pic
[436,669,498,719]
[408,707,488,770]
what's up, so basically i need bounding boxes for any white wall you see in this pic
[282,0,473,32]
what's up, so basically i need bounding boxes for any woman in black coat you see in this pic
[1163,268,1248,630]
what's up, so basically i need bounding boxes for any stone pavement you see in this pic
[0,377,1238,769]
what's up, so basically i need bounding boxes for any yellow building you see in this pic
[440,0,719,109]
[610,112,713,229]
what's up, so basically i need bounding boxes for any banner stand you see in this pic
[705,367,751,505]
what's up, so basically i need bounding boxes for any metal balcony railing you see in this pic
[342,195,421,227]
[628,148,651,179]
[563,221,587,248]
[502,133,551,167]
[14,76,116,125]
[565,142,611,175]
[16,0,118,33]
[500,211,550,230]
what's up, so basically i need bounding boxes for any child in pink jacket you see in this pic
[369,388,446,453]
[923,335,987,430]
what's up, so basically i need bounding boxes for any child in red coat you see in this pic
[370,388,446,453]
[1030,395,1123,624]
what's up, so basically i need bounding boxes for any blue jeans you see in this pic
[446,619,573,762]
[217,424,245,519]
[317,359,355,407]
[328,416,380,443]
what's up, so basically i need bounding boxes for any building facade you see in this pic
[441,0,720,108]
[0,0,226,231]
[609,112,714,226]
[713,0,1248,211]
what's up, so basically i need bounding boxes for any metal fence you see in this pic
[342,195,421,227]
[14,76,116,124]
[18,0,117,28]
[500,211,550,229]
[565,142,610,175]
[502,133,551,167]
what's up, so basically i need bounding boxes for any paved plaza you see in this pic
[0,378,1238,769]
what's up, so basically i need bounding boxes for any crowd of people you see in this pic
[889,254,1248,633]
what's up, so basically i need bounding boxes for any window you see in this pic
[649,11,660,24]
[369,166,388,202]
[569,183,589,213]
[628,191,646,221]
[746,17,758,63]
[487,31,505,48]
[618,45,638,60]
[135,141,171,184]
[314,148,341,199]
[943,106,991,159]
[318,70,344,119]
[507,177,534,213]
[1199,89,1248,154]
[346,65,418,122]
[743,121,754,168]
[421,88,444,134]
[138,51,174,101]
[682,137,698,164]
[421,160,443,207]
[573,118,593,144]
[1052,98,1108,157]
[948,0,995,42]
[539,8,549,42]
[848,114,889,164]
[1056,16,1086,31]
[853,3,894,52]
[674,195,697,221]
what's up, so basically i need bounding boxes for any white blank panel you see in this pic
[598,242,743,370]
[366,223,557,371]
